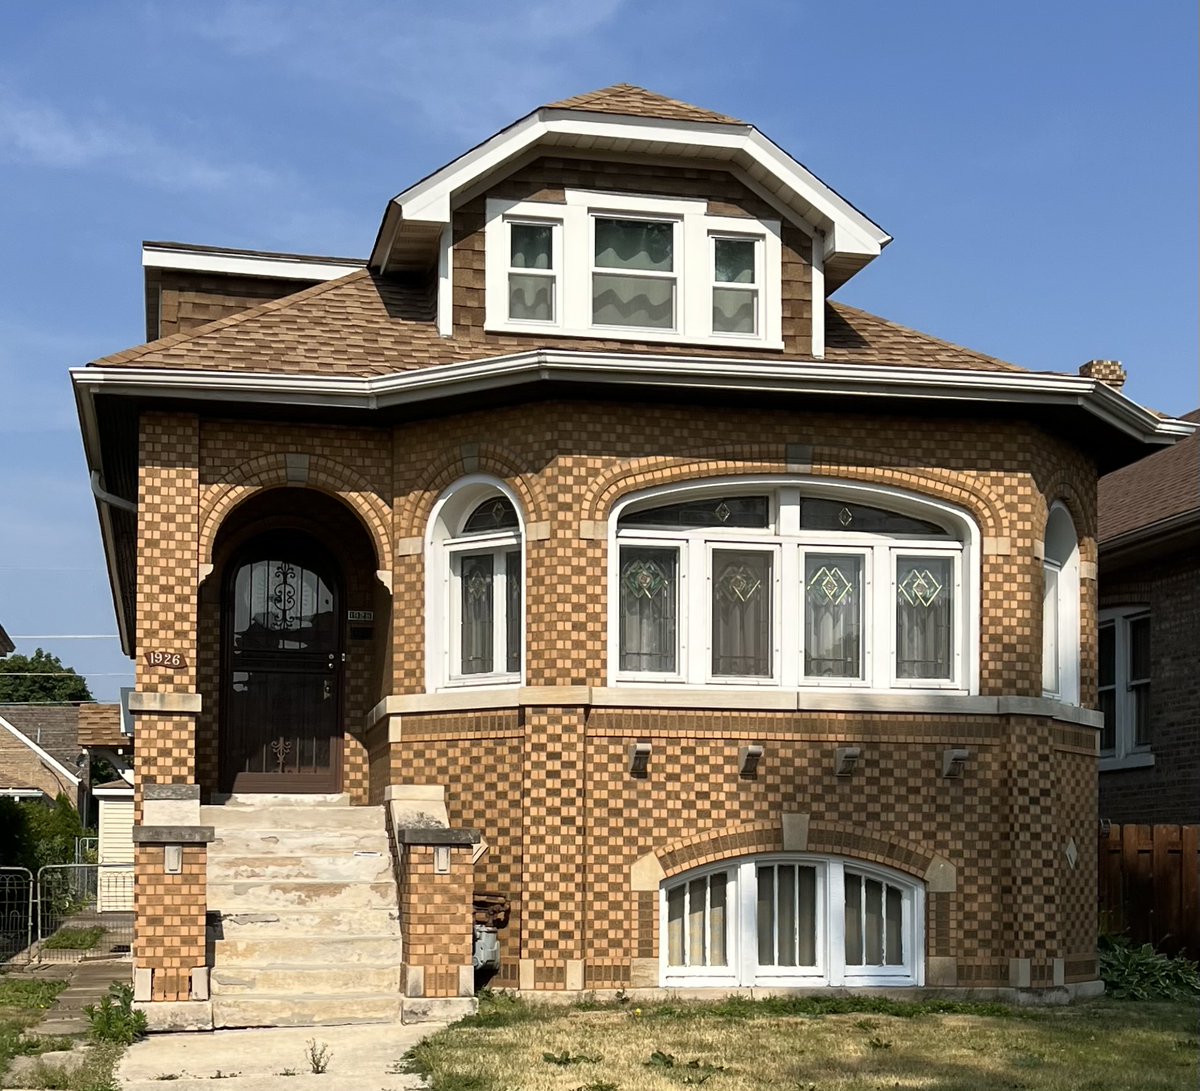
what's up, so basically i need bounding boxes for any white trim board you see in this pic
[0,715,81,787]
[143,244,364,283]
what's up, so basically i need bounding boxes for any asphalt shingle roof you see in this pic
[546,84,742,125]
[90,269,1039,379]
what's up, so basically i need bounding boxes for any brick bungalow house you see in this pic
[1097,407,1199,824]
[71,85,1192,1029]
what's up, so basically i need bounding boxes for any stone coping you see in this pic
[395,827,481,846]
[144,783,200,800]
[367,688,1104,729]
[132,825,216,844]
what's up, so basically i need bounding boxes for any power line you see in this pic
[0,672,133,677]
[8,635,122,640]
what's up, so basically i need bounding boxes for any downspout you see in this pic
[90,471,137,514]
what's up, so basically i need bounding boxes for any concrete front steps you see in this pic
[203,795,405,1029]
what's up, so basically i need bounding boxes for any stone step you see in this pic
[209,829,392,856]
[212,993,403,1029]
[212,793,352,807]
[211,964,402,996]
[212,934,404,967]
[200,804,385,832]
[208,852,393,884]
[209,907,402,938]
[207,879,397,913]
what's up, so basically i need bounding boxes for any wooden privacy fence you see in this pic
[1099,824,1200,958]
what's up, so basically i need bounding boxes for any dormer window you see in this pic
[486,190,782,348]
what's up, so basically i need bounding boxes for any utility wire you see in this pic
[8,635,122,640]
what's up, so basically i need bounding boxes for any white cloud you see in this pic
[0,86,285,194]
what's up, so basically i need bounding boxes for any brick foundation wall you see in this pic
[1099,549,1200,824]
[396,843,475,998]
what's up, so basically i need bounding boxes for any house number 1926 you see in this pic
[144,650,187,669]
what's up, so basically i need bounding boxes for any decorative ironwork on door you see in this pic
[221,536,342,792]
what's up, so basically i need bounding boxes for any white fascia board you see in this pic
[70,355,1192,447]
[142,245,363,282]
[93,785,134,798]
[0,715,81,787]
[389,109,887,265]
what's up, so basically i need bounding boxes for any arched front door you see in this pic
[220,532,343,793]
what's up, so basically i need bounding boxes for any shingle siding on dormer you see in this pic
[451,156,815,356]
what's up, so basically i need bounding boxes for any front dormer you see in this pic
[370,84,892,359]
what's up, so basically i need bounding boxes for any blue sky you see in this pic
[0,1,1195,702]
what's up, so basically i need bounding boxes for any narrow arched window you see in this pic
[1043,504,1080,704]
[427,481,523,688]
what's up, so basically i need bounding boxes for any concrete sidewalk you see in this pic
[117,1022,437,1090]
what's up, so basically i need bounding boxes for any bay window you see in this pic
[662,856,923,987]
[486,191,782,346]
[610,482,975,692]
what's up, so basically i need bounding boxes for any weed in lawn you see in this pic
[154,1076,181,1081]
[84,983,147,1045]
[0,977,69,1080]
[572,1083,620,1091]
[305,1038,332,1074]
[21,1041,122,1091]
[41,927,104,951]
[866,1035,892,1050]
[543,1048,602,1065]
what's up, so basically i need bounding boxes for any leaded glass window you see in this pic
[712,549,772,678]
[805,553,863,679]
[505,550,521,674]
[800,499,948,536]
[462,497,519,534]
[895,556,953,680]
[620,495,770,530]
[459,553,494,675]
[619,546,678,673]
[592,217,676,329]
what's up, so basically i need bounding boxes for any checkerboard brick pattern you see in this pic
[133,844,206,1002]
[396,844,474,997]
[129,396,1103,997]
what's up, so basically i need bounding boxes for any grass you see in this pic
[41,927,105,951]
[400,992,1200,1091]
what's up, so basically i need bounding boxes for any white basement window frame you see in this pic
[660,856,924,988]
[484,190,783,348]
[608,478,978,694]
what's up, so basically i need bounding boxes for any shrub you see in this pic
[1099,935,1200,1001]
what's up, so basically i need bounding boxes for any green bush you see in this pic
[1099,935,1200,1001]
[84,984,146,1046]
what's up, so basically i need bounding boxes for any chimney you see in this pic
[1078,359,1127,390]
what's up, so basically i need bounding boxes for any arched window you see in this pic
[610,480,977,692]
[427,478,524,688]
[661,856,924,987]
[1042,503,1080,704]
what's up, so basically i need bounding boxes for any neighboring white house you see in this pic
[93,780,134,912]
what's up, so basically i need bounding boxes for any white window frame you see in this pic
[1098,605,1154,771]
[1042,503,1081,705]
[608,478,979,694]
[484,190,783,348]
[710,231,763,338]
[503,218,561,327]
[660,856,924,989]
[425,476,525,691]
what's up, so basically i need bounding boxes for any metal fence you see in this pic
[0,864,133,966]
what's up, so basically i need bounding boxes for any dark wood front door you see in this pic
[220,534,343,793]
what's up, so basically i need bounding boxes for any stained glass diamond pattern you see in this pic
[465,567,491,602]
[898,567,944,607]
[807,565,853,605]
[717,564,763,603]
[622,558,669,600]
[715,501,732,524]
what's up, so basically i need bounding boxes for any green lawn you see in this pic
[41,927,105,951]
[0,976,70,1078]
[402,993,1199,1091]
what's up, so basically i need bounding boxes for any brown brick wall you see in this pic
[1099,549,1200,824]
[396,844,474,997]
[133,843,207,1002]
[452,156,814,357]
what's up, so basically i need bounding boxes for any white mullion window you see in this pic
[892,547,962,688]
[1099,607,1152,765]
[662,867,735,983]
[711,234,761,336]
[801,546,871,686]
[708,542,780,683]
[448,536,519,682]
[591,215,679,331]
[753,859,824,982]
[506,219,559,324]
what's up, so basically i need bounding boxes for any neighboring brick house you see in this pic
[0,705,82,805]
[71,85,1192,1029]
[1097,406,1199,824]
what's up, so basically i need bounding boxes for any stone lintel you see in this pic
[781,812,810,851]
[925,856,957,893]
[630,852,665,891]
[143,784,200,801]
[132,825,216,844]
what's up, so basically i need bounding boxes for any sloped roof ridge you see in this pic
[546,83,742,125]
[826,301,1027,373]
[90,269,372,367]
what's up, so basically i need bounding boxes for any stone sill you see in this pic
[396,827,481,846]
[369,688,1104,730]
[1099,751,1155,772]
[132,825,216,844]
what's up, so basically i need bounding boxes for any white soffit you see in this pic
[143,244,364,282]
[374,109,890,269]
